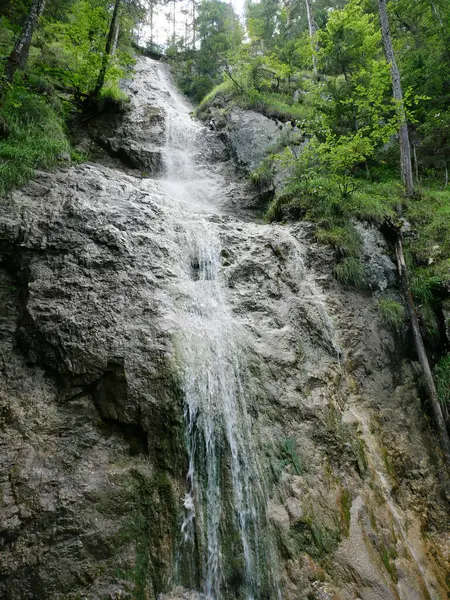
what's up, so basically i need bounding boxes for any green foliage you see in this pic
[0,0,144,194]
[433,354,450,408]
[377,298,407,330]
[333,257,365,288]
[0,80,70,195]
[169,0,243,102]
[380,546,398,583]
[291,518,341,559]
[29,0,136,96]
[249,157,274,189]
[339,488,352,536]
[279,437,302,475]
[315,224,362,257]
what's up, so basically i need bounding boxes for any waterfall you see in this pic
[155,64,272,599]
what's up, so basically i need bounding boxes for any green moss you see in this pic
[380,546,398,583]
[339,489,352,536]
[333,257,365,288]
[279,437,302,475]
[382,449,396,480]
[377,298,406,330]
[291,518,341,559]
[116,470,177,598]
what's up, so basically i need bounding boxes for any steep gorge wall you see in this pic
[0,58,448,600]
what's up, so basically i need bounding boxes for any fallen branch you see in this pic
[393,232,450,466]
[224,65,244,93]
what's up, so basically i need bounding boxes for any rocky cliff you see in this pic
[0,58,448,600]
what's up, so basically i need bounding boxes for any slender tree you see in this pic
[378,0,414,196]
[94,0,121,96]
[4,0,46,83]
[305,0,318,78]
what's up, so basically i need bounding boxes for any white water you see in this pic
[155,63,268,599]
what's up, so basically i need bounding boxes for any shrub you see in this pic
[249,158,274,188]
[266,174,340,223]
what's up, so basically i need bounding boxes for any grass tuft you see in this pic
[377,298,406,330]
[334,257,365,288]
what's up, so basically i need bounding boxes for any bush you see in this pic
[0,81,71,196]
[249,158,274,189]
[266,174,340,223]
[377,298,406,330]
[334,257,365,288]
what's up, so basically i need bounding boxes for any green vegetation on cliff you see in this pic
[0,0,145,193]
[169,0,450,432]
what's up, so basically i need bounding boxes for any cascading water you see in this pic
[154,64,273,599]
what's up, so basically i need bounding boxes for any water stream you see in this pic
[155,63,271,599]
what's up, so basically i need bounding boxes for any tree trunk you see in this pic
[150,1,154,46]
[111,21,120,56]
[4,0,46,83]
[394,235,450,465]
[412,141,419,183]
[94,0,121,97]
[172,0,176,42]
[378,0,414,197]
[192,0,196,49]
[305,0,318,78]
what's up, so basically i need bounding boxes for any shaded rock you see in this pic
[354,222,397,292]
[225,106,281,170]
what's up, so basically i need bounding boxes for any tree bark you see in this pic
[111,21,120,56]
[150,1,154,46]
[192,0,196,49]
[394,235,450,465]
[378,0,414,197]
[305,0,318,79]
[172,0,176,42]
[4,0,46,83]
[94,0,121,96]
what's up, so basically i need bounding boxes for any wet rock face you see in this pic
[0,58,449,600]
[87,60,167,174]
[0,166,187,599]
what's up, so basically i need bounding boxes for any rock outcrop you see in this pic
[0,58,448,600]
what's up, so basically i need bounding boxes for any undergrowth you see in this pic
[197,79,311,123]
[0,80,71,196]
